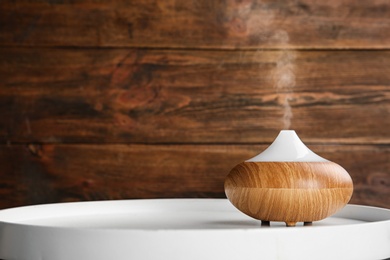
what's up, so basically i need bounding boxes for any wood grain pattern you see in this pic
[1,48,389,144]
[0,144,388,210]
[1,0,390,48]
[225,162,353,226]
[0,0,389,213]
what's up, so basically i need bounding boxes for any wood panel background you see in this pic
[0,0,389,209]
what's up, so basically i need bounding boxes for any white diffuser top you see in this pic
[246,130,327,162]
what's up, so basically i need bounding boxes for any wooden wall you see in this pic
[0,0,389,209]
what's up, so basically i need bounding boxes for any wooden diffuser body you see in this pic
[224,130,353,227]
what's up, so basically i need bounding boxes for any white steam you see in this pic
[225,1,297,129]
[273,49,296,129]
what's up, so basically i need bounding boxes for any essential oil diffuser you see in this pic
[224,130,353,226]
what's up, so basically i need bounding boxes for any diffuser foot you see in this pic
[261,220,270,226]
[285,222,296,227]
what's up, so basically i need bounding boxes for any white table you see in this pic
[0,199,389,260]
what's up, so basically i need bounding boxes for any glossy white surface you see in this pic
[246,130,328,162]
[0,199,389,260]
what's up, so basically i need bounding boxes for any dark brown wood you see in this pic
[0,144,388,209]
[1,48,389,144]
[1,0,390,49]
[0,0,388,213]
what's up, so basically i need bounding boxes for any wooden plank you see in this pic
[0,144,388,209]
[1,48,389,144]
[1,0,390,48]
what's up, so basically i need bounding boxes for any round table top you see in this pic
[0,199,389,260]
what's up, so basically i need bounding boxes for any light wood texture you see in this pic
[225,162,353,226]
[1,48,389,144]
[1,0,390,49]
